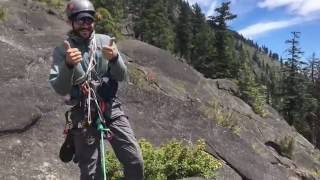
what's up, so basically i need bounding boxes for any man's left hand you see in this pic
[102,44,118,61]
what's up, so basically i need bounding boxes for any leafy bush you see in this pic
[106,151,123,179]
[0,7,7,21]
[105,139,222,180]
[95,7,122,38]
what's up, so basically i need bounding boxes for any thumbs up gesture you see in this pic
[101,37,118,61]
[64,40,82,68]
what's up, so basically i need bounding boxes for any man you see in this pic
[49,0,144,179]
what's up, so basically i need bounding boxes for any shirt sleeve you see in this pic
[49,45,86,95]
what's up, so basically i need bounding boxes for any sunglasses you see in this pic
[74,17,94,26]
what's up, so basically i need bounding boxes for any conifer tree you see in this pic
[189,3,216,73]
[281,32,305,125]
[139,0,174,50]
[207,1,237,79]
[238,46,266,115]
[191,26,216,77]
[308,53,319,84]
[93,0,124,37]
[175,1,192,60]
[191,3,205,36]
[130,0,147,40]
[166,0,180,27]
[303,53,320,145]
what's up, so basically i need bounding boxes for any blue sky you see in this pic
[187,0,320,61]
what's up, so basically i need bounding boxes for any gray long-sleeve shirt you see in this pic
[49,32,126,96]
[49,32,127,119]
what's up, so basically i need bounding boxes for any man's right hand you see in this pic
[64,40,82,68]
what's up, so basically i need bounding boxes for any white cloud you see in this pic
[258,0,320,16]
[206,1,219,16]
[230,0,257,16]
[238,18,301,38]
[237,0,320,38]
[190,0,320,18]
[298,0,320,16]
[186,0,219,16]
[258,0,301,9]
[188,0,257,17]
[187,0,212,7]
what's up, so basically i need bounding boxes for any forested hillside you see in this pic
[10,0,320,160]
[84,0,320,149]
[32,0,320,150]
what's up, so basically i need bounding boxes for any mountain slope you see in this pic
[118,40,320,180]
[0,0,320,179]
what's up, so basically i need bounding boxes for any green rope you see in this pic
[97,117,108,180]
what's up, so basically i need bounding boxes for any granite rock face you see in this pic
[0,0,320,180]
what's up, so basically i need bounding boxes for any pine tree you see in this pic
[281,32,305,125]
[130,0,147,40]
[207,1,237,79]
[166,0,180,27]
[175,1,192,60]
[238,46,266,115]
[189,3,216,74]
[93,0,124,37]
[308,53,319,84]
[191,26,216,77]
[303,53,320,145]
[191,3,205,36]
[138,0,175,50]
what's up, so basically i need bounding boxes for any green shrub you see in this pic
[238,48,267,117]
[0,7,7,21]
[95,7,122,38]
[105,139,222,180]
[200,100,241,135]
[279,136,295,159]
[310,169,320,177]
[105,151,123,179]
[239,81,267,116]
[127,64,160,91]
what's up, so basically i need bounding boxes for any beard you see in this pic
[74,27,93,40]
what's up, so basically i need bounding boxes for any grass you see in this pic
[309,169,320,177]
[128,64,160,91]
[278,136,295,159]
[200,99,241,135]
[172,79,187,95]
[0,7,7,21]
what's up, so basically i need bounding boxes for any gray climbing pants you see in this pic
[71,115,144,180]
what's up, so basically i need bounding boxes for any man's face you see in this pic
[72,17,95,39]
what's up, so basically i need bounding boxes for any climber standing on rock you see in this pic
[49,0,144,179]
